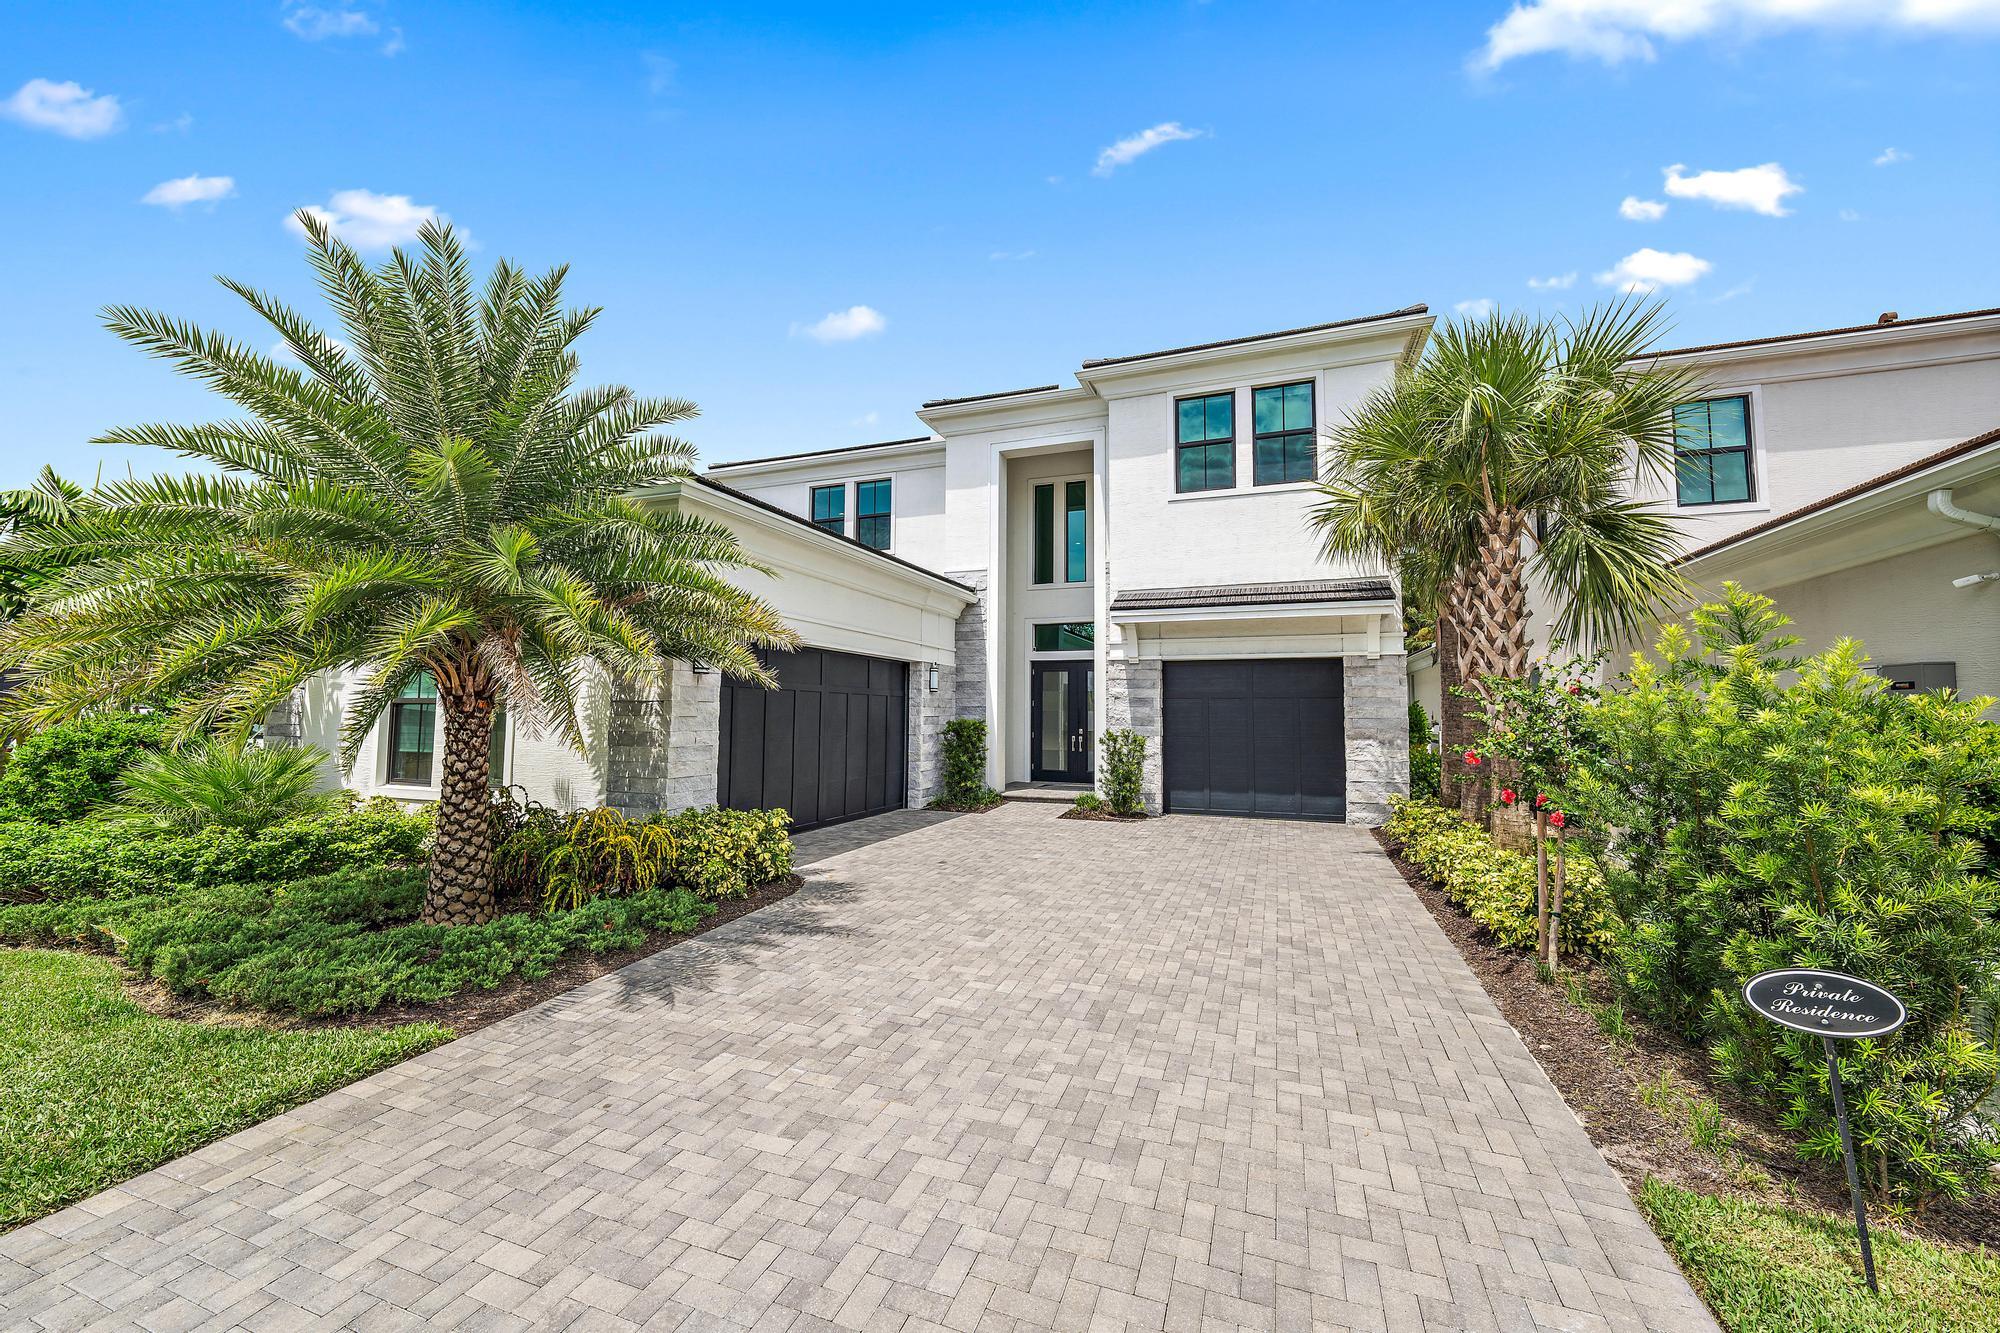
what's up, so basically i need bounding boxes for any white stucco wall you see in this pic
[1002,447,1095,782]
[710,443,949,572]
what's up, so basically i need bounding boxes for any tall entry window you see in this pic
[1175,392,1235,492]
[1253,381,1316,485]
[1032,479,1089,584]
[1673,396,1756,506]
[387,672,438,784]
[855,478,892,549]
[809,484,845,536]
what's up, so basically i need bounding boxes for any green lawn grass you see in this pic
[1638,1177,2000,1333]
[1,947,449,1231]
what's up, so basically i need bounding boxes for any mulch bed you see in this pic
[1057,807,1147,822]
[124,875,803,1039]
[925,798,1004,814]
[1372,827,2000,1253]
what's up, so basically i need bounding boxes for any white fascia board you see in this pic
[1637,312,2000,382]
[915,386,1103,434]
[704,437,945,481]
[1110,598,1401,624]
[1074,314,1434,397]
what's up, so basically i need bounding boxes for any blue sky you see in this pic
[3,1,1996,487]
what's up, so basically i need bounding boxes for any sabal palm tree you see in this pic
[0,215,795,924]
[1310,301,1707,791]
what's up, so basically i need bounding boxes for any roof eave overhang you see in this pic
[1074,313,1435,393]
[1110,597,1401,624]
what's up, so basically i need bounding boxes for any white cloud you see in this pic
[1,78,124,139]
[850,411,881,428]
[1595,248,1713,293]
[1454,298,1498,318]
[141,174,236,209]
[1527,271,1578,290]
[287,189,448,249]
[1475,0,2000,70]
[152,112,194,134]
[1839,207,1862,222]
[1873,146,1910,166]
[792,305,886,343]
[1663,161,1802,216]
[1619,195,1667,221]
[381,27,405,56]
[988,249,1037,261]
[642,51,676,95]
[284,5,379,39]
[1092,122,1204,177]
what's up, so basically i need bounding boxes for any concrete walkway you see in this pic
[1,804,1715,1332]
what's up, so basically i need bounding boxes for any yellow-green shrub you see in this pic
[1385,796,1620,957]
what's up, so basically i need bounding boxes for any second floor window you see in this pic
[387,672,437,785]
[1033,480,1090,584]
[1176,392,1235,493]
[1253,381,1316,485]
[856,478,892,549]
[1673,395,1756,506]
[810,484,845,536]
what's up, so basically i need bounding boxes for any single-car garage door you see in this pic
[717,647,907,832]
[1163,659,1345,820]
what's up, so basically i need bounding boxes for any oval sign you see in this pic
[1742,969,1906,1039]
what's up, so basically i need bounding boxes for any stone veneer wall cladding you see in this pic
[1342,653,1409,826]
[946,571,987,723]
[606,663,721,818]
[907,660,953,807]
[1105,656,1165,815]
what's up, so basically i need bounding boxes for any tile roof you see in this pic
[1110,578,1395,612]
[1634,307,2000,361]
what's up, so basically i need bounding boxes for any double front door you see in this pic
[1030,661,1093,783]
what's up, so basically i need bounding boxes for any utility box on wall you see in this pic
[1872,661,1958,694]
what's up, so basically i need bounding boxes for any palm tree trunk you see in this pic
[422,697,498,925]
[1450,509,1534,840]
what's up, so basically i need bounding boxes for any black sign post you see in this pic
[1742,969,1907,1294]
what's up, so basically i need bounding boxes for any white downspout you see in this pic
[1928,488,2000,588]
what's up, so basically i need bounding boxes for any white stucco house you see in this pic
[1411,305,2000,721]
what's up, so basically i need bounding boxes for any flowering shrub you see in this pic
[1384,797,1620,957]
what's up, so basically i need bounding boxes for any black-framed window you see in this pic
[488,704,507,786]
[809,484,845,536]
[1253,381,1316,485]
[1064,481,1087,583]
[1673,396,1756,506]
[855,478,891,550]
[1175,392,1235,493]
[1033,622,1094,652]
[387,672,437,785]
[1033,483,1054,584]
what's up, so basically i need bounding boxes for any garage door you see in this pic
[1163,659,1345,820]
[717,647,908,832]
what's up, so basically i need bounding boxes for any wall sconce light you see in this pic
[926,663,940,693]
[691,661,712,676]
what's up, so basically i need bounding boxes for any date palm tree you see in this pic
[0,215,795,924]
[1310,300,1706,797]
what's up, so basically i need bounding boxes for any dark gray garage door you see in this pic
[717,647,907,832]
[1163,659,1344,820]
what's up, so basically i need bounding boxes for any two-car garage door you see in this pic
[1163,659,1345,820]
[717,647,907,832]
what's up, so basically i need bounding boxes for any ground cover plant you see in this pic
[0,947,447,1230]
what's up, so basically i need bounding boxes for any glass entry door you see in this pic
[1030,661,1094,783]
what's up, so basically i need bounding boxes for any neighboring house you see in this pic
[306,304,1433,828]
[1412,306,2000,721]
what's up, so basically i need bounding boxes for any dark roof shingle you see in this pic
[1110,578,1395,612]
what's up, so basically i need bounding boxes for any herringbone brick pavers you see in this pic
[0,803,1715,1331]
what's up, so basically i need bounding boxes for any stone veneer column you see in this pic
[1105,656,1164,815]
[906,659,952,808]
[945,571,987,724]
[261,691,304,747]
[605,662,721,817]
[1343,653,1409,826]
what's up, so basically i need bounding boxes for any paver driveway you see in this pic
[1,803,1716,1332]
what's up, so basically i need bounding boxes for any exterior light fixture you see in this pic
[690,661,712,676]
[926,664,940,692]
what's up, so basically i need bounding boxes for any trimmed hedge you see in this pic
[0,714,166,824]
[0,803,431,905]
[1385,796,1620,957]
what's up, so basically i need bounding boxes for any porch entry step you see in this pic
[1003,782,1090,804]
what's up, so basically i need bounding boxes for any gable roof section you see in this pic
[1635,306,2000,362]
[1080,305,1430,370]
[1678,424,2000,565]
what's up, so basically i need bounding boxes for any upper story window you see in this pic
[855,478,892,550]
[1064,480,1086,582]
[810,484,845,537]
[387,672,438,785]
[1252,381,1316,485]
[1673,395,1756,507]
[1175,392,1235,493]
[1032,479,1091,584]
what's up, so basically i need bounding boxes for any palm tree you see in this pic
[0,216,795,924]
[1310,301,1707,798]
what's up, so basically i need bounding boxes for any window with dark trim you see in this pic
[1033,622,1094,652]
[1033,483,1054,584]
[387,672,437,785]
[488,705,508,787]
[1175,392,1235,492]
[855,479,892,550]
[1252,381,1316,485]
[1673,396,1756,506]
[1064,481,1087,582]
[809,484,845,536]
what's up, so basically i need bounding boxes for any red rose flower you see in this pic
[1549,811,1567,828]
[1534,793,1548,808]
[1500,788,1517,805]
[1463,750,1481,766]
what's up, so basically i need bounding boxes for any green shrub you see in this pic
[0,713,166,823]
[1100,728,1147,816]
[650,806,792,900]
[108,742,333,832]
[0,864,717,1017]
[1408,700,1441,798]
[0,801,430,904]
[1384,797,1620,957]
[1072,791,1103,813]
[1573,587,2000,1201]
[938,718,999,808]
[493,803,792,911]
